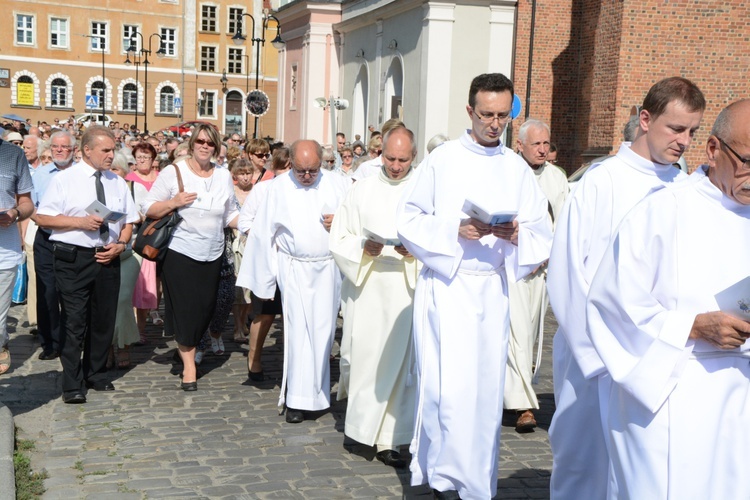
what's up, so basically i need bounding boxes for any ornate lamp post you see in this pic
[127,31,165,134]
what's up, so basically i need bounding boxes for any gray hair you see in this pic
[711,99,750,141]
[49,130,76,147]
[623,115,639,142]
[111,151,131,175]
[23,134,44,156]
[427,134,449,153]
[518,119,550,143]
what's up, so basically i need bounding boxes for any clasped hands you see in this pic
[364,239,412,258]
[459,217,519,244]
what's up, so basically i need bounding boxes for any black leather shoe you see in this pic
[181,381,198,391]
[62,392,86,404]
[38,350,60,360]
[248,370,265,382]
[285,408,304,424]
[376,450,407,468]
[85,380,115,391]
[432,489,461,500]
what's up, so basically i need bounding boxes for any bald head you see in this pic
[382,127,416,180]
[706,99,750,205]
[290,140,323,186]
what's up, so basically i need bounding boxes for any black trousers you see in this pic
[54,246,120,394]
[34,230,63,353]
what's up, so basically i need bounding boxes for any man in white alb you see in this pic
[506,119,569,432]
[546,76,706,499]
[330,126,419,469]
[587,99,750,498]
[351,119,404,181]
[237,140,350,424]
[397,73,552,500]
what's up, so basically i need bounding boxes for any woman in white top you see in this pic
[143,124,239,391]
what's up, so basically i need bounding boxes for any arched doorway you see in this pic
[351,64,369,143]
[384,57,403,121]
[224,90,244,135]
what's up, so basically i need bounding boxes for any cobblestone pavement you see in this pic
[1,303,556,499]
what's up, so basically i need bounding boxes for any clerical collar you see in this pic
[460,130,506,156]
[617,143,680,179]
[378,165,413,185]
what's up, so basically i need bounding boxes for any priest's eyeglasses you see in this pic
[471,109,513,125]
[292,164,321,178]
[718,138,750,171]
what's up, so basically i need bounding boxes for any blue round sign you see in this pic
[511,94,522,119]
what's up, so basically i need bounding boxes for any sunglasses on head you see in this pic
[194,138,216,148]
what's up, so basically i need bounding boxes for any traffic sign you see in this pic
[85,94,99,108]
[174,97,182,108]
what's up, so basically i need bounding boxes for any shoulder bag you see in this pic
[133,164,184,262]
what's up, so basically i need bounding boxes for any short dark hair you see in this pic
[468,73,514,108]
[642,77,706,120]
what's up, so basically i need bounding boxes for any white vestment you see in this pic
[237,170,350,411]
[587,167,750,499]
[505,162,569,409]
[397,131,552,500]
[546,143,686,499]
[351,156,382,181]
[329,167,419,448]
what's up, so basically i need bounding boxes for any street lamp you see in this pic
[123,49,141,131]
[232,12,285,138]
[127,31,165,134]
[78,34,107,123]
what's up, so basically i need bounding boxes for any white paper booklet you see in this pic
[462,199,517,226]
[85,200,127,223]
[363,227,401,247]
[714,276,750,322]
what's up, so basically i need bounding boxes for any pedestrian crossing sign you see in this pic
[85,94,99,108]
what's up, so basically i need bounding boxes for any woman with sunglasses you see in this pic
[245,138,275,186]
[143,123,240,391]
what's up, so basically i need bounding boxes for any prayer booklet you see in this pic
[363,227,401,246]
[462,199,517,226]
[714,276,750,322]
[85,200,127,223]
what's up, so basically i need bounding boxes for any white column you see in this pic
[488,4,517,76]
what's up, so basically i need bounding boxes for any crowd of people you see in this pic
[1,71,749,500]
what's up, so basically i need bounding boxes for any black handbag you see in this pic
[133,165,184,262]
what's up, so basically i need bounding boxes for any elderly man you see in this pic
[546,76,705,498]
[36,126,139,403]
[506,119,569,432]
[0,134,34,375]
[586,99,750,498]
[31,131,77,360]
[330,126,419,469]
[351,119,404,181]
[23,135,43,172]
[237,140,350,423]
[397,73,552,499]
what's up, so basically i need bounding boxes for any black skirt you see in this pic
[160,248,222,347]
[250,287,282,316]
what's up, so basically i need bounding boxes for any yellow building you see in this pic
[1,0,282,139]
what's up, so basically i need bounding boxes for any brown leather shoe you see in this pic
[515,410,537,433]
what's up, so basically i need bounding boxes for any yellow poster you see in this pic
[17,82,34,106]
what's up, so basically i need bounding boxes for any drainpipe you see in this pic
[524,0,537,120]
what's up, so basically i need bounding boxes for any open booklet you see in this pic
[462,199,517,226]
[86,200,127,223]
[714,276,750,322]
[363,227,402,247]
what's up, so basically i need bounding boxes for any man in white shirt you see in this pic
[587,99,750,498]
[506,119,569,432]
[36,126,139,403]
[546,77,705,498]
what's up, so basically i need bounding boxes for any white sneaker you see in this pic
[195,350,204,365]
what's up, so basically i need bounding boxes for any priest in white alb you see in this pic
[329,126,419,469]
[236,140,350,424]
[397,73,552,500]
[546,77,705,499]
[587,99,750,498]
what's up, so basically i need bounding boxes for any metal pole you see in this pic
[101,40,106,123]
[253,35,261,139]
[143,55,149,134]
[134,58,140,131]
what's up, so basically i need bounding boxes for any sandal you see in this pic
[0,348,10,375]
[117,348,131,369]
[233,332,249,344]
[210,336,225,355]
[149,310,164,326]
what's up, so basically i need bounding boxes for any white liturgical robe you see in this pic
[397,131,552,500]
[546,143,686,499]
[329,167,419,448]
[237,170,350,411]
[587,167,750,499]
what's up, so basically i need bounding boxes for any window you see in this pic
[201,46,216,72]
[201,5,217,32]
[228,7,244,35]
[50,18,68,48]
[91,22,107,51]
[228,48,243,74]
[160,28,177,56]
[92,80,105,109]
[199,90,216,117]
[123,83,137,112]
[160,86,175,113]
[50,78,68,107]
[123,25,139,52]
[16,14,34,45]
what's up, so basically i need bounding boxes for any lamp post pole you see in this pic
[125,48,141,131]
[128,31,165,135]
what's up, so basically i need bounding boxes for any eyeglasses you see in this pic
[135,155,153,161]
[51,145,73,151]
[292,165,321,178]
[341,155,353,159]
[252,153,269,159]
[194,138,216,148]
[11,141,22,146]
[471,109,513,125]
[718,138,750,171]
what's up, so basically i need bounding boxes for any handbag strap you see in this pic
[173,163,185,193]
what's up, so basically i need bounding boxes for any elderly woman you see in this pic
[336,146,355,178]
[322,148,336,170]
[126,143,163,343]
[108,152,142,368]
[244,138,275,186]
[143,123,240,391]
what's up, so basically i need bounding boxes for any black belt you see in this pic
[55,242,108,253]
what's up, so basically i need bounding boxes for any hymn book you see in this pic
[462,199,517,226]
[714,276,750,322]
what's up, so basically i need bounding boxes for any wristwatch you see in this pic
[9,209,19,223]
